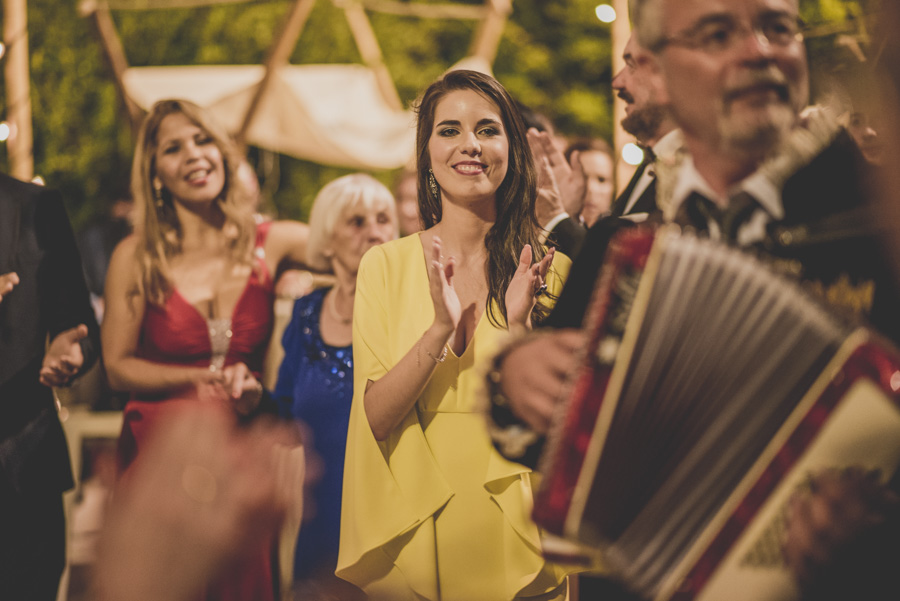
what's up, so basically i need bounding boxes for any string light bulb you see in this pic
[622,143,645,166]
[0,121,11,142]
[595,4,617,23]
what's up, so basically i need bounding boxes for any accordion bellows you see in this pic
[533,226,900,601]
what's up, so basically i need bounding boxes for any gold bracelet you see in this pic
[425,344,448,364]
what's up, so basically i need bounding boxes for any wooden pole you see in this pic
[611,0,633,195]
[469,0,510,66]
[2,0,33,180]
[237,0,317,147]
[343,0,402,111]
[79,1,145,134]
[358,0,487,20]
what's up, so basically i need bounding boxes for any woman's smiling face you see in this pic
[153,112,226,206]
[427,88,509,206]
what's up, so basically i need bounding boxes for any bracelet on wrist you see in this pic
[416,337,449,367]
[426,344,448,364]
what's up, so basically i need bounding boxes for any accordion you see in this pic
[533,225,900,601]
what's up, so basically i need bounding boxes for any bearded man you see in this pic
[609,33,679,217]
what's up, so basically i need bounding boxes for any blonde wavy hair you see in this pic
[131,99,257,306]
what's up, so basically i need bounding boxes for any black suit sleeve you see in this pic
[546,216,587,259]
[544,216,636,329]
[34,190,100,373]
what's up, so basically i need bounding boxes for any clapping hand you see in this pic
[94,405,303,601]
[505,245,555,330]
[528,128,587,219]
[534,156,565,228]
[0,272,19,303]
[429,236,462,331]
[40,324,88,387]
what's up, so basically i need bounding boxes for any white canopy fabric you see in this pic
[123,63,417,170]
[101,0,260,9]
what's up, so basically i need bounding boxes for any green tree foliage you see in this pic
[801,0,879,102]
[0,0,879,230]
[496,0,613,139]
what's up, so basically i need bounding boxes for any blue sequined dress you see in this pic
[274,287,353,581]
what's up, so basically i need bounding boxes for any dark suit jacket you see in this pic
[0,173,99,498]
[762,131,900,342]
[546,216,586,259]
[547,164,658,263]
[544,216,639,329]
[619,179,658,216]
[609,161,658,218]
[545,165,660,329]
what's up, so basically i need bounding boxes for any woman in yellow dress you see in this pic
[337,70,573,600]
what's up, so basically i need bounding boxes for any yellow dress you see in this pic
[337,234,572,601]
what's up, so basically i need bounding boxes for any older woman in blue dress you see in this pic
[274,173,397,596]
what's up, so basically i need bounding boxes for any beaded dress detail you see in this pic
[206,317,233,373]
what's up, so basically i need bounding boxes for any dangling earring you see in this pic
[428,168,439,197]
[152,177,164,209]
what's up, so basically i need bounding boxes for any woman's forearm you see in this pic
[363,321,454,440]
[106,355,213,394]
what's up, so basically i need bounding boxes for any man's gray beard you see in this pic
[719,102,796,159]
[622,104,667,145]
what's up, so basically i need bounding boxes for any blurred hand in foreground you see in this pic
[497,329,584,434]
[783,467,900,601]
[0,272,18,303]
[94,405,304,601]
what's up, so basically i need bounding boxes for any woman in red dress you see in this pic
[102,99,308,601]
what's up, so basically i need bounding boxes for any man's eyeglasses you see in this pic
[651,14,806,55]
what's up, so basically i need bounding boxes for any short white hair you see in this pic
[632,0,801,52]
[305,173,398,272]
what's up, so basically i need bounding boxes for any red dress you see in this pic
[117,222,275,601]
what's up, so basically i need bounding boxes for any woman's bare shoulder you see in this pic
[109,234,140,265]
